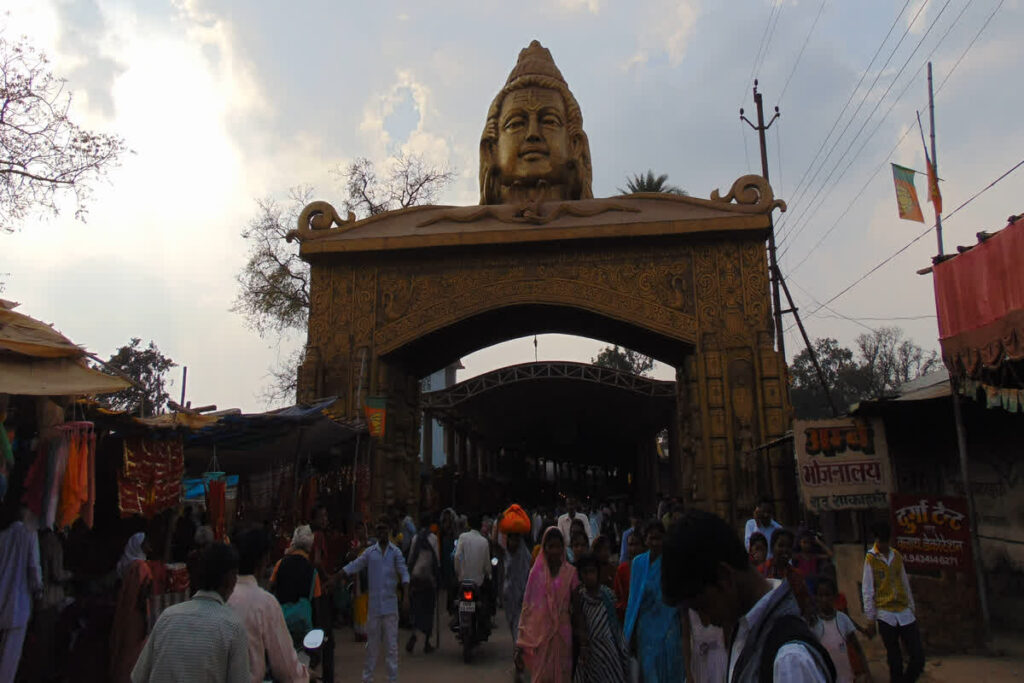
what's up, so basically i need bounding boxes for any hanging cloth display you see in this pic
[204,450,227,541]
[57,422,93,529]
[207,478,227,542]
[118,435,184,518]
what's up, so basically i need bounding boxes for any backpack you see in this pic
[410,535,437,588]
[280,570,317,646]
[758,614,837,682]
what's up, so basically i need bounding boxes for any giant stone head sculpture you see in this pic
[479,41,593,205]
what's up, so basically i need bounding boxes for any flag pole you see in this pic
[925,60,991,641]
[928,62,943,256]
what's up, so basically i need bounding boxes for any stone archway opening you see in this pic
[373,306,698,516]
[419,358,678,513]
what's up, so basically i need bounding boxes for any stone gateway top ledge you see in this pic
[291,174,786,257]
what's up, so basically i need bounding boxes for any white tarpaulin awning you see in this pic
[0,357,129,395]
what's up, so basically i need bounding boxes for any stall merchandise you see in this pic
[21,422,97,529]
[118,436,184,518]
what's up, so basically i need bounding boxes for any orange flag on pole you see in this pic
[925,154,942,216]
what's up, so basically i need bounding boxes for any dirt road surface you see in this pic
[331,613,517,682]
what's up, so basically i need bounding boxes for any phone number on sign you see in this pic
[902,553,962,567]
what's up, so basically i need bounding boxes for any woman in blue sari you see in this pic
[623,520,684,682]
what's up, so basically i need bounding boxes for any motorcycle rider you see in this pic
[454,512,493,618]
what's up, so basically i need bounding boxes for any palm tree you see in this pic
[618,170,688,196]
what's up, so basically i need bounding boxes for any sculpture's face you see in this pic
[495,86,571,188]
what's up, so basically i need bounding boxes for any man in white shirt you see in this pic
[556,497,593,547]
[228,529,308,683]
[661,510,834,683]
[454,513,492,587]
[744,496,784,558]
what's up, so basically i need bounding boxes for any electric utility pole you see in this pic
[923,60,990,637]
[742,80,839,417]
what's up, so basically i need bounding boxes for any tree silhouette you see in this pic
[591,345,654,376]
[618,170,687,196]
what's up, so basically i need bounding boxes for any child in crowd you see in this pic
[682,608,727,683]
[572,552,630,683]
[758,528,815,620]
[569,532,589,565]
[748,531,768,567]
[813,576,872,683]
[794,529,834,595]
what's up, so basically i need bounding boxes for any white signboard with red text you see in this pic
[794,418,893,512]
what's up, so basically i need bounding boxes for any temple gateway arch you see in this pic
[290,41,791,523]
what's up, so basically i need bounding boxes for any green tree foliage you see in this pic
[618,170,687,196]
[0,31,127,232]
[98,338,176,417]
[591,345,655,376]
[789,327,940,418]
[789,338,868,419]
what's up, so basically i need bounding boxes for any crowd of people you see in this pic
[0,492,928,683]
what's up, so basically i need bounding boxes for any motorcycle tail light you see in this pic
[462,590,474,601]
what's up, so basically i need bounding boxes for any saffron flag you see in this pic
[364,396,387,437]
[891,164,924,222]
[925,156,943,216]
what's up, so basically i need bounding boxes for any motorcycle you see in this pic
[451,579,492,663]
[264,628,325,682]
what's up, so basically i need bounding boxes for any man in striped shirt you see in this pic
[132,543,250,683]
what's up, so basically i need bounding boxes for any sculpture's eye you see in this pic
[542,114,562,127]
[504,116,526,132]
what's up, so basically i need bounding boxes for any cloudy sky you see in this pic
[4,0,1022,411]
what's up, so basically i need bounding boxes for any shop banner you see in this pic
[794,418,892,511]
[364,396,387,437]
[891,494,973,571]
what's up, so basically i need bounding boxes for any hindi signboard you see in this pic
[794,418,893,512]
[891,494,973,572]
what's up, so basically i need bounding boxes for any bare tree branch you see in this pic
[0,31,127,232]
[238,155,454,400]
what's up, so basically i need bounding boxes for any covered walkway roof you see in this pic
[422,361,675,465]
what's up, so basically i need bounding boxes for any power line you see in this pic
[774,117,784,199]
[778,0,957,253]
[935,0,1006,95]
[776,0,920,239]
[784,128,911,274]
[741,118,753,172]
[786,156,1024,332]
[744,1,781,106]
[789,279,877,333]
[783,0,999,270]
[779,0,954,249]
[817,314,937,321]
[778,0,829,103]
[760,1,786,76]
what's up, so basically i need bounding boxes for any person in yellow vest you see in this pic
[862,520,925,682]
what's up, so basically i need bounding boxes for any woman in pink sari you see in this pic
[515,527,579,683]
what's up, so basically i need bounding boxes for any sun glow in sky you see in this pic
[4,0,1022,410]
